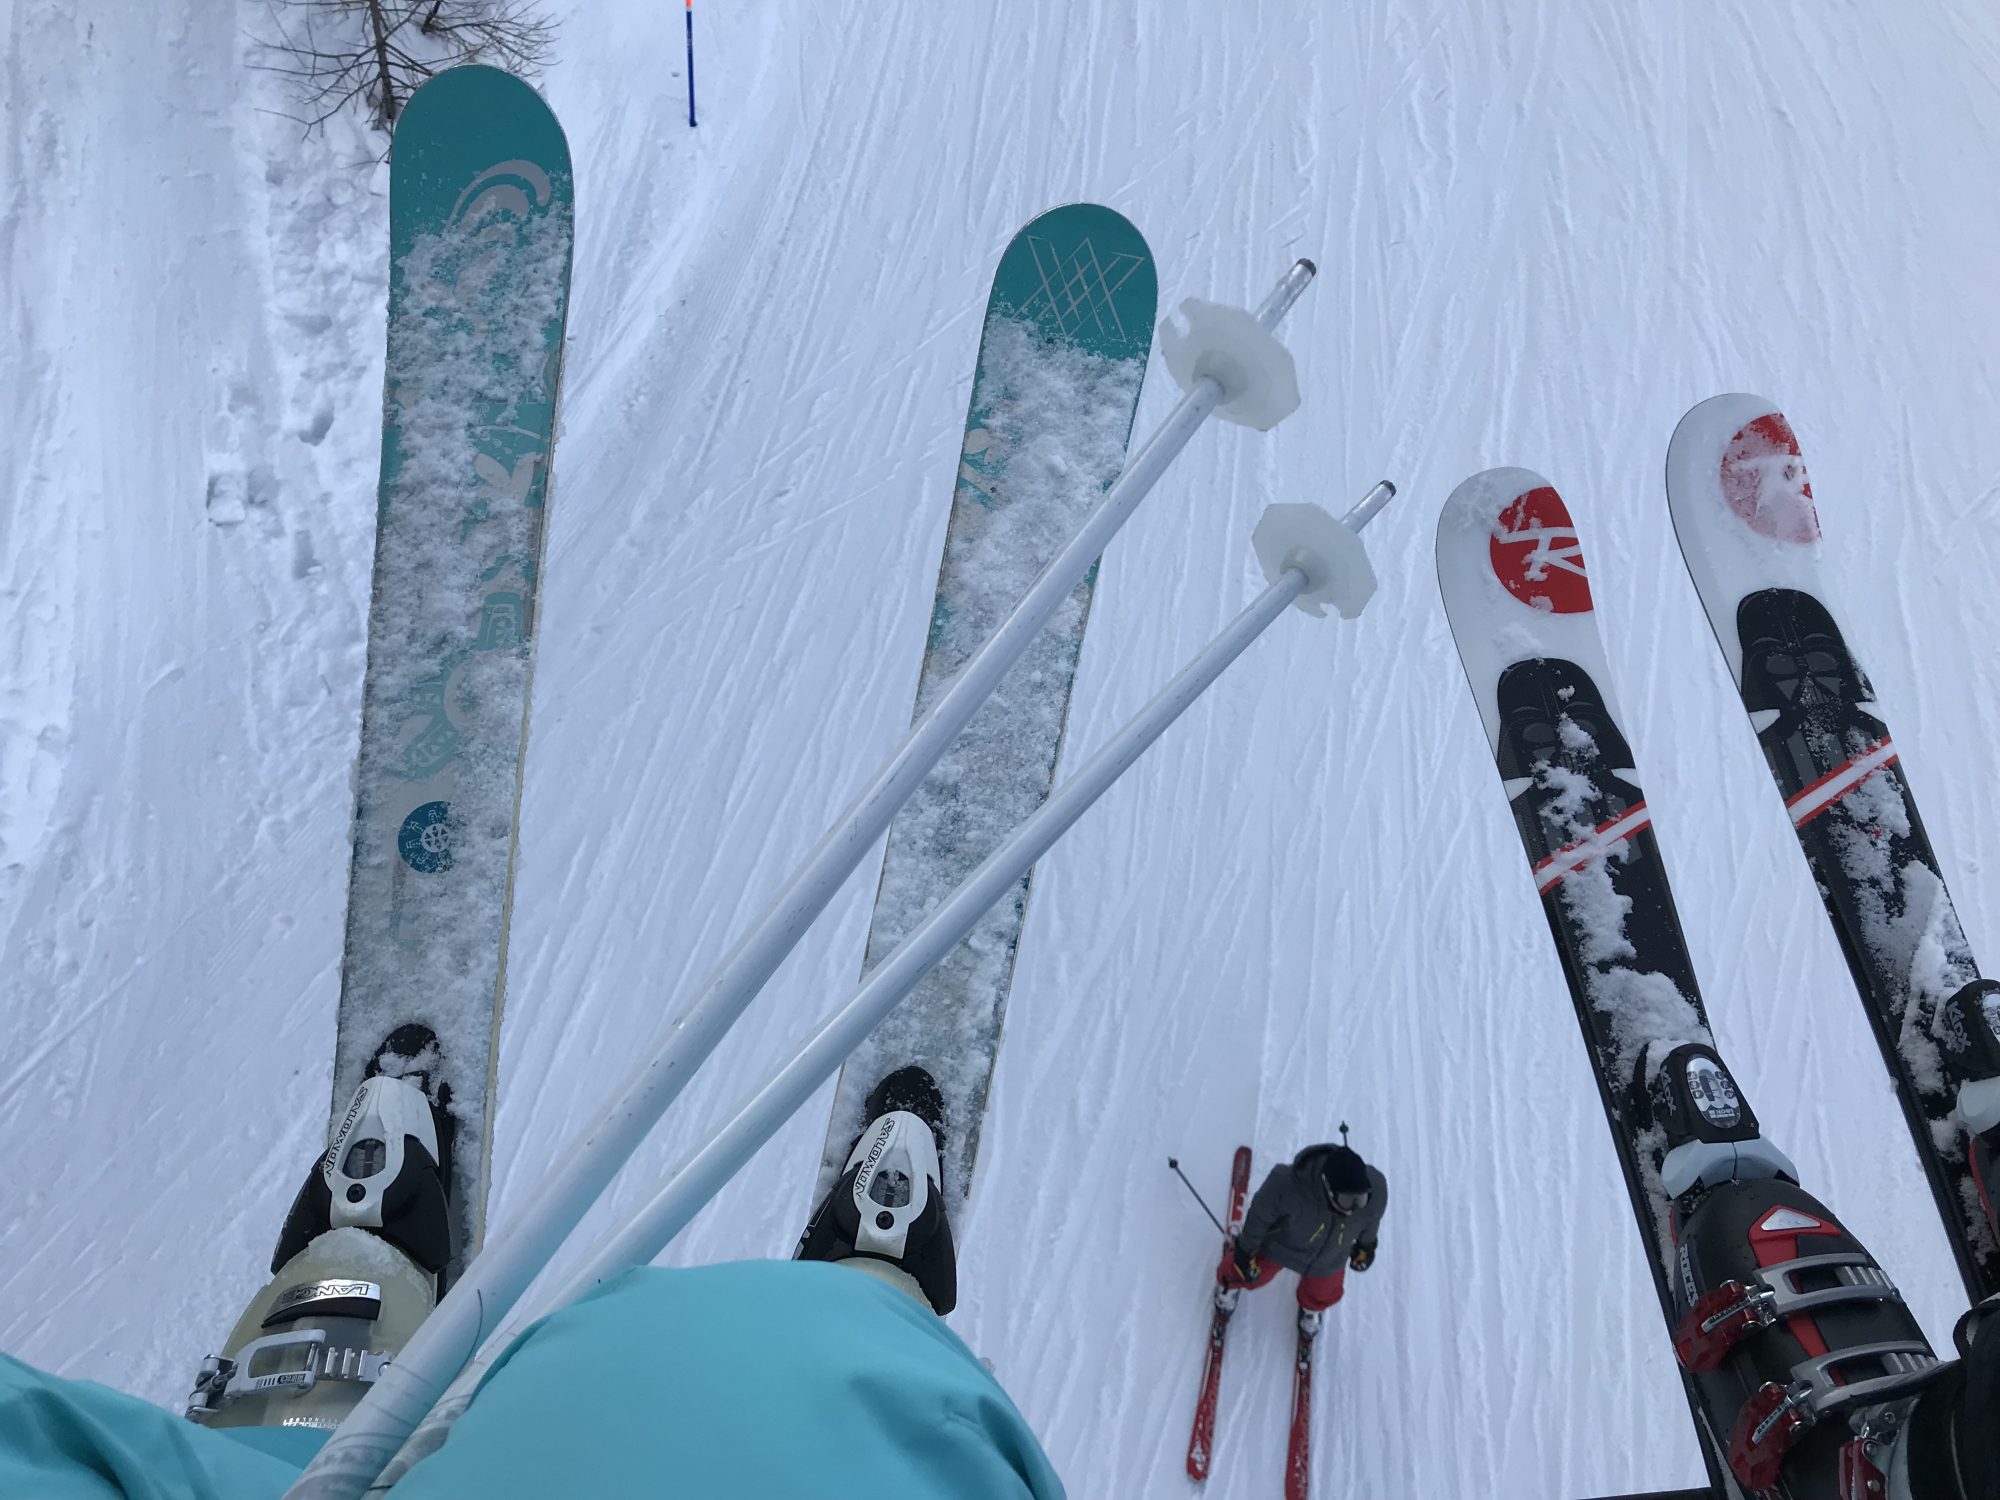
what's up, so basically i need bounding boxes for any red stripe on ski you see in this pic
[1186,1146,1253,1481]
[1533,802,1653,892]
[1784,737,1898,829]
[1286,1320,1315,1500]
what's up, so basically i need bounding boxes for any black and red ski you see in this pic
[1436,471,1941,1497]
[1186,1146,1252,1481]
[1666,394,2000,1301]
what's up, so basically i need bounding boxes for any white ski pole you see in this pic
[286,259,1316,1500]
[376,483,1392,1486]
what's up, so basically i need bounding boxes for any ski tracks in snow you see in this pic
[7,4,2000,1499]
[0,0,383,1401]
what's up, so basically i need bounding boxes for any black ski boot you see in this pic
[1892,1298,2000,1500]
[187,1026,454,1430]
[795,1065,956,1314]
[1668,1175,1937,1495]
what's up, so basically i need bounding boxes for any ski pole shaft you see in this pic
[684,0,696,127]
[384,483,1395,1476]
[285,261,1316,1500]
[1168,1158,1229,1237]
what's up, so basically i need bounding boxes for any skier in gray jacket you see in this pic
[1216,1136,1386,1326]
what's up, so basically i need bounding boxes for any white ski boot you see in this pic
[187,1027,451,1430]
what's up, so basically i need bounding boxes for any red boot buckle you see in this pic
[1727,1380,1812,1491]
[1673,1279,1774,1372]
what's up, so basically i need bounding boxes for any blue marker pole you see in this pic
[685,0,697,126]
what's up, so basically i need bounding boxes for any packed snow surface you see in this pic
[6,4,2000,1497]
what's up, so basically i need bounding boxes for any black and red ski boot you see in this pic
[1668,1176,1936,1495]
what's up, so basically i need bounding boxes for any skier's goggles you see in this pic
[1329,1189,1369,1214]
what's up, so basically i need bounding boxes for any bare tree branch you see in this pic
[252,0,558,135]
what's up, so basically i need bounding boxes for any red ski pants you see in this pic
[1216,1248,1346,1311]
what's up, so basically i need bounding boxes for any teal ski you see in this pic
[330,66,574,1281]
[812,204,1156,1213]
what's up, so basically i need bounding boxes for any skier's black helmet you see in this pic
[1319,1146,1369,1198]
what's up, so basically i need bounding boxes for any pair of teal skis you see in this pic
[326,64,1159,1293]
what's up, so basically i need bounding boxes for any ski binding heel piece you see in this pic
[1156,298,1299,430]
[848,1111,940,1259]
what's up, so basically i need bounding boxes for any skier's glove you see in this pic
[1217,1244,1260,1285]
[1349,1242,1375,1272]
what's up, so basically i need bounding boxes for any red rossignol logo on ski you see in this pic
[1489,486,1592,614]
[1720,413,1821,544]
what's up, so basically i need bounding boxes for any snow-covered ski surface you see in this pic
[812,204,1154,1216]
[332,65,573,1282]
[5,6,2000,1498]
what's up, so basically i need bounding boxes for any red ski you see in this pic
[1184,1146,1252,1481]
[1285,1309,1318,1499]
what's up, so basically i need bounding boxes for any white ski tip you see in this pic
[1158,298,1300,430]
[1667,393,1782,480]
[1434,466,1589,619]
[1665,393,1820,550]
[1252,503,1377,618]
[1435,467,1558,555]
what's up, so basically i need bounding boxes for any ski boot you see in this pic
[795,1066,956,1314]
[187,1026,453,1430]
[1881,1297,2000,1500]
[1636,1041,1935,1494]
[1668,1176,1937,1495]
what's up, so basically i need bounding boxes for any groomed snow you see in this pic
[6,4,2000,1497]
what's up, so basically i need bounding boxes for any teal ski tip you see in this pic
[989,202,1157,363]
[392,66,574,243]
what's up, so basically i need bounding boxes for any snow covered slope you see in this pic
[6,3,2000,1496]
